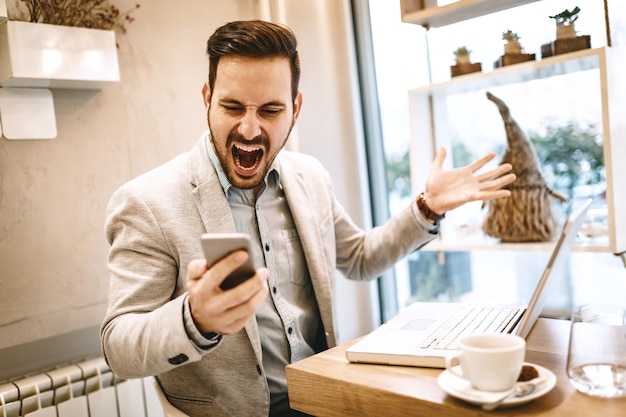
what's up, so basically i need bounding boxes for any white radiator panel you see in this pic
[0,357,166,417]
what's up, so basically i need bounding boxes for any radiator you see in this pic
[0,357,167,417]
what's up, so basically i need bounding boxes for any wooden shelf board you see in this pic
[401,0,540,28]
[410,47,604,97]
[421,237,612,253]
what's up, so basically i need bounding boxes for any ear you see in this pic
[201,82,211,108]
[292,91,303,122]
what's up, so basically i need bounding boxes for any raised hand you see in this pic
[422,147,516,215]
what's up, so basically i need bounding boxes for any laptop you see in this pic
[346,198,592,368]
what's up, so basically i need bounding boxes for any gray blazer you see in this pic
[101,135,436,416]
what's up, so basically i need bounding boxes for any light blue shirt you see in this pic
[185,132,323,404]
[184,132,438,403]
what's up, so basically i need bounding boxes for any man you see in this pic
[101,20,515,417]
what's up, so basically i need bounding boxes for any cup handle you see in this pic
[445,354,465,379]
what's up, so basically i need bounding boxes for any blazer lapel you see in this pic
[187,135,263,359]
[187,137,236,234]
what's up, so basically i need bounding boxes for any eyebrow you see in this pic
[218,97,287,108]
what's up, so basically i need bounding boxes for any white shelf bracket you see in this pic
[0,87,57,140]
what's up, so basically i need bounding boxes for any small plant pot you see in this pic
[450,60,481,77]
[455,55,471,66]
[556,24,576,40]
[504,41,522,55]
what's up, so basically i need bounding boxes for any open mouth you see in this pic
[232,144,263,173]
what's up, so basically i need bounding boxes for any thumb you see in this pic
[186,258,208,290]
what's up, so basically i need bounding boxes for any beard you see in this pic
[207,119,294,190]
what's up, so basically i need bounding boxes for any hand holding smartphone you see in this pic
[200,233,256,290]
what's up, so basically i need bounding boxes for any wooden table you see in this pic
[286,318,626,416]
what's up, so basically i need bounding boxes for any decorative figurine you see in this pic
[482,92,567,242]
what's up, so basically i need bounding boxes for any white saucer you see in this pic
[437,362,556,408]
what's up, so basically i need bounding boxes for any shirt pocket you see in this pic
[281,228,309,286]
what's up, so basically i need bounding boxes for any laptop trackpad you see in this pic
[400,319,437,331]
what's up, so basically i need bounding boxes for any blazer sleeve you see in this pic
[333,197,437,281]
[100,184,209,378]
[284,150,438,282]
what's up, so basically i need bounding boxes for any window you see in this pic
[367,0,626,321]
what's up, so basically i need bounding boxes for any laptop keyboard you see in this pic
[419,306,520,350]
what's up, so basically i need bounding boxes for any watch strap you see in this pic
[416,192,445,223]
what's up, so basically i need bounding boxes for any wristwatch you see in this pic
[416,192,445,223]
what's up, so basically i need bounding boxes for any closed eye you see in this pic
[260,107,284,116]
[222,104,244,114]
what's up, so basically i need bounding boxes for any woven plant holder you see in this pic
[482,92,567,242]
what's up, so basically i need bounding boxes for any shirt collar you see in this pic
[205,130,281,196]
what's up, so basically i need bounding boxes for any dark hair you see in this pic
[206,20,301,101]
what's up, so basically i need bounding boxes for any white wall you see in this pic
[277,0,380,343]
[0,0,256,351]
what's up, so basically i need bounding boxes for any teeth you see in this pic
[234,144,261,152]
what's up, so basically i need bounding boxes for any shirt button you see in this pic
[256,364,262,375]
[273,286,277,294]
[287,327,293,335]
[265,244,270,251]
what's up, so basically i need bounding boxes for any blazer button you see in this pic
[168,353,189,365]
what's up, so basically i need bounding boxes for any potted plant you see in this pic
[542,6,589,57]
[451,46,481,77]
[502,30,522,55]
[496,30,535,67]
[453,46,472,65]
[549,6,580,39]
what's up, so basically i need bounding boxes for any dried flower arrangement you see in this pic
[9,0,140,34]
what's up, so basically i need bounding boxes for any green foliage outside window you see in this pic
[528,120,605,207]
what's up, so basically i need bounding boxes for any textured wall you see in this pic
[0,0,256,350]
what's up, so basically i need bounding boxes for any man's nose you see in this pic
[238,111,262,139]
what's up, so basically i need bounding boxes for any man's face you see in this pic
[203,55,302,191]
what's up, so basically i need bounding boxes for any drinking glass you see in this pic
[566,304,626,398]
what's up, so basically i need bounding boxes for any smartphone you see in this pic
[200,233,256,290]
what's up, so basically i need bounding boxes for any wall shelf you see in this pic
[0,21,119,89]
[404,0,626,256]
[422,236,612,253]
[411,47,604,96]
[409,46,626,255]
[401,0,540,28]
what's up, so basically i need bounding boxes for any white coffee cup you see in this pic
[444,333,526,392]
